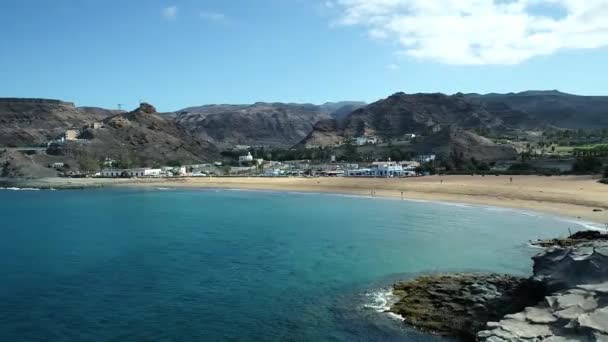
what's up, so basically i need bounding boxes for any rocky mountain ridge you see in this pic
[172,101,365,148]
[60,103,219,166]
[465,91,608,129]
[0,98,118,147]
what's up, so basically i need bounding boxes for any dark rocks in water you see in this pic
[388,232,608,341]
[389,273,545,340]
[531,230,608,248]
[571,231,608,240]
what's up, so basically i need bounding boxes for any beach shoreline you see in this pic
[2,175,607,224]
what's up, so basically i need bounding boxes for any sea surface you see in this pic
[0,188,586,341]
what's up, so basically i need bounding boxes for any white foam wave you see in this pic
[363,289,405,321]
[562,219,607,232]
[0,187,41,191]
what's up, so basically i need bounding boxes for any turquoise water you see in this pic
[0,188,582,341]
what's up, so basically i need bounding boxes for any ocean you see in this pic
[0,188,583,341]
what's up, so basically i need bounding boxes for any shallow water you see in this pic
[0,188,582,341]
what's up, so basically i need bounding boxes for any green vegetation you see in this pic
[114,159,136,169]
[572,156,604,174]
[438,152,491,174]
[78,157,101,172]
[342,137,359,162]
[166,160,183,167]
[506,163,561,176]
[572,144,608,157]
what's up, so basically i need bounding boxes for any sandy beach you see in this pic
[3,175,607,224]
[117,175,608,224]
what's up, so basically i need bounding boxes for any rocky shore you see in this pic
[389,231,608,341]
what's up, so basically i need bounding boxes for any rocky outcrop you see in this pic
[0,98,116,147]
[73,104,220,165]
[413,127,519,161]
[478,284,608,341]
[0,149,58,178]
[297,119,342,148]
[477,238,608,341]
[388,232,608,341]
[532,244,608,292]
[389,274,544,340]
[531,231,608,248]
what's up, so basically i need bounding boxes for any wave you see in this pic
[0,187,41,191]
[362,289,404,321]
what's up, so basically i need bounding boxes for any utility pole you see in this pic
[118,104,123,111]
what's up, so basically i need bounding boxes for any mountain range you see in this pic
[465,91,608,129]
[300,91,608,147]
[1,91,607,176]
[169,101,365,148]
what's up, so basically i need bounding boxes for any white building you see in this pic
[355,136,378,146]
[348,161,418,177]
[238,152,254,165]
[400,161,420,171]
[174,166,188,176]
[346,168,374,177]
[416,154,437,163]
[100,168,162,178]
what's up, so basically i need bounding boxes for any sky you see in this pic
[1,0,608,111]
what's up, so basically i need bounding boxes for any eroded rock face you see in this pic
[388,233,608,341]
[389,274,544,340]
[476,238,608,341]
[137,103,157,114]
[478,283,608,341]
[533,244,608,292]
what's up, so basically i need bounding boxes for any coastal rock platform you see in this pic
[478,283,608,341]
[389,231,608,341]
[389,274,544,340]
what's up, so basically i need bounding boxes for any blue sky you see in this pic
[1,0,607,111]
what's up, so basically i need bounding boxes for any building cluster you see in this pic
[346,161,420,177]
[48,122,105,145]
[98,165,192,178]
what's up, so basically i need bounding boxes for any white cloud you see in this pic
[327,0,608,65]
[387,63,400,70]
[199,11,227,22]
[162,5,178,19]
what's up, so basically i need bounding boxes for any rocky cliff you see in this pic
[389,231,608,341]
[53,103,219,166]
[413,127,519,161]
[478,238,608,341]
[466,91,608,129]
[173,102,364,148]
[0,98,117,147]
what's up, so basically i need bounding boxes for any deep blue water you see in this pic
[0,188,583,341]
